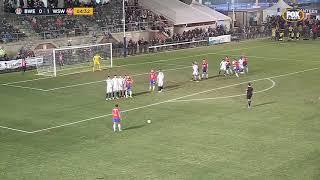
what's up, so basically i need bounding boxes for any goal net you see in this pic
[35,43,113,77]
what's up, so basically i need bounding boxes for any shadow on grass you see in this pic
[124,124,146,131]
[134,91,150,97]
[207,75,222,80]
[134,83,183,97]
[165,83,182,91]
[253,101,276,108]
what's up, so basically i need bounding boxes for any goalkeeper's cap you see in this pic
[115,104,119,107]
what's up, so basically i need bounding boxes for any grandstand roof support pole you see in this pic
[123,0,127,57]
[231,0,235,30]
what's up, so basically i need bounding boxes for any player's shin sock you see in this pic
[129,90,132,97]
[113,123,117,132]
[118,124,122,131]
[248,100,251,108]
[152,86,155,91]
[235,72,239,78]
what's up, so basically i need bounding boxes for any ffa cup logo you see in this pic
[282,9,304,22]
[15,8,22,15]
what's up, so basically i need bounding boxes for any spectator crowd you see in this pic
[0,18,26,43]
[265,15,319,40]
[26,16,90,39]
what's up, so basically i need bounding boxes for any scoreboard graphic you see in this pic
[15,7,94,16]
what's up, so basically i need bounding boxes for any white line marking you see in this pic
[2,84,47,91]
[2,44,270,86]
[27,67,318,134]
[0,125,32,134]
[173,78,275,102]
[216,54,320,63]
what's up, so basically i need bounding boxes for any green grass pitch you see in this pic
[0,39,319,179]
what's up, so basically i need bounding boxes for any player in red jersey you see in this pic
[232,58,240,78]
[149,69,157,91]
[112,104,122,132]
[243,56,248,74]
[201,58,209,79]
[225,56,232,75]
[125,75,133,98]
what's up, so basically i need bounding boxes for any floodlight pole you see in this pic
[123,0,127,57]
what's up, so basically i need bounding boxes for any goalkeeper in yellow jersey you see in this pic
[92,54,103,72]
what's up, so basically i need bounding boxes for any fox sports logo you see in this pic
[282,9,305,22]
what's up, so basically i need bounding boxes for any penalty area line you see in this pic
[0,125,33,134]
[172,78,276,102]
[27,67,318,134]
[1,84,48,92]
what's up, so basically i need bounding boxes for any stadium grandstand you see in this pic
[1,0,320,179]
[0,0,319,57]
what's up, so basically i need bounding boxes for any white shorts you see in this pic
[107,87,113,93]
[220,67,226,71]
[193,71,199,76]
[158,81,164,87]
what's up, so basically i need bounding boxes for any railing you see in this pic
[110,39,209,57]
[148,39,208,53]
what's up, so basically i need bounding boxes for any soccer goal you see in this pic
[35,43,113,77]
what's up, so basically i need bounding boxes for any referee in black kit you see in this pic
[246,83,254,109]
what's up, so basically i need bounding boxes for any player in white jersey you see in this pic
[122,75,127,97]
[192,62,200,81]
[112,75,119,99]
[219,59,227,76]
[157,69,164,92]
[117,75,125,98]
[238,56,244,74]
[106,76,113,100]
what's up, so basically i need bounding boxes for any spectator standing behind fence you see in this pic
[21,58,27,74]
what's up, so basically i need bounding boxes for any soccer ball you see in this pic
[147,120,151,124]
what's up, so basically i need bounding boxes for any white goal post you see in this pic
[36,43,113,77]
